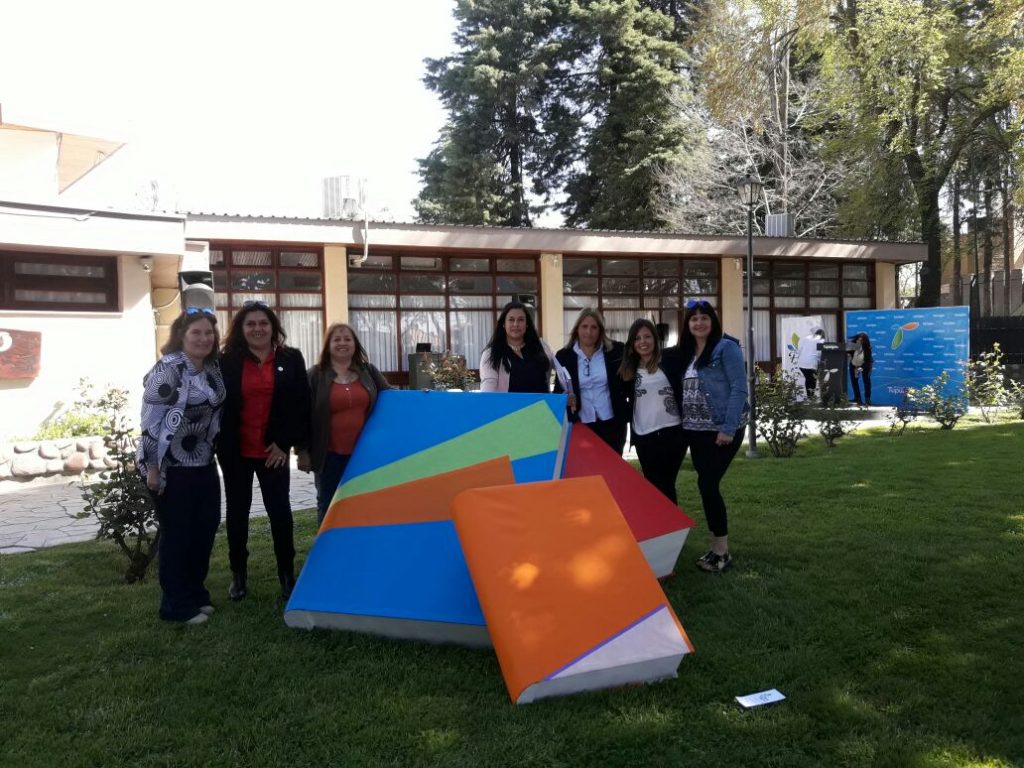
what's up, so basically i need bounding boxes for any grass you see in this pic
[2,422,1023,767]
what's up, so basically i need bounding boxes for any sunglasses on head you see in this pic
[242,300,270,309]
[686,299,713,310]
[185,307,216,316]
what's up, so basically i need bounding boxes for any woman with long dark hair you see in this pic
[298,322,390,523]
[554,308,629,454]
[138,309,226,624]
[218,301,311,601]
[849,332,873,405]
[479,301,553,393]
[676,300,749,573]
[619,318,684,501]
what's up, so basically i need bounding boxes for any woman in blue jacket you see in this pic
[675,300,749,573]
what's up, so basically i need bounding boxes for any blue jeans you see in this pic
[314,452,351,524]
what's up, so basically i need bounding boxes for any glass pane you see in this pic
[809,279,838,296]
[359,254,393,269]
[844,297,873,308]
[400,274,445,292]
[753,278,770,295]
[279,271,323,290]
[563,276,598,294]
[210,250,225,266]
[643,278,678,295]
[774,263,805,279]
[643,259,678,276]
[844,264,869,280]
[231,249,272,266]
[682,278,718,295]
[401,311,447,367]
[450,257,489,272]
[564,295,594,310]
[400,295,445,309]
[809,297,840,308]
[449,275,492,294]
[231,271,275,291]
[774,296,805,308]
[15,289,107,303]
[279,310,322,368]
[753,296,770,308]
[350,310,398,372]
[601,296,640,309]
[644,295,679,308]
[231,292,274,307]
[214,291,228,307]
[601,277,639,294]
[212,271,227,290]
[450,311,493,371]
[682,296,717,308]
[843,280,870,296]
[349,294,397,309]
[496,258,535,273]
[562,258,597,276]
[348,273,397,293]
[496,276,537,293]
[809,263,839,278]
[450,295,491,309]
[400,256,443,271]
[280,293,322,308]
[602,310,645,341]
[773,279,805,296]
[601,258,639,276]
[15,262,105,278]
[280,251,319,268]
[752,309,771,364]
[684,260,718,279]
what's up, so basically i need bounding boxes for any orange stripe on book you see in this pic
[321,456,516,531]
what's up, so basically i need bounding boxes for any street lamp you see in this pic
[736,175,763,458]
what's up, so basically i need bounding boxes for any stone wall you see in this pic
[0,437,113,481]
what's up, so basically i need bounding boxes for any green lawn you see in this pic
[2,423,1023,768]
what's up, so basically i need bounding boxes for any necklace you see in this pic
[508,342,524,354]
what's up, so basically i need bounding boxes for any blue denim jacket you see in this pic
[694,335,749,435]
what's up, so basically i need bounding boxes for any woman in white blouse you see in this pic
[618,318,684,502]
[554,308,629,454]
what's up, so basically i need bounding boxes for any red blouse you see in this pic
[328,379,370,456]
[240,351,276,458]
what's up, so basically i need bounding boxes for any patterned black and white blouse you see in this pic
[137,352,226,491]
[680,360,716,431]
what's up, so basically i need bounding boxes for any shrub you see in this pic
[428,352,476,391]
[755,367,807,457]
[888,395,918,437]
[32,378,109,439]
[818,403,856,448]
[907,371,966,430]
[1007,380,1024,421]
[966,343,1009,423]
[75,388,159,583]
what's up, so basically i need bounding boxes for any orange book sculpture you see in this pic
[452,476,693,704]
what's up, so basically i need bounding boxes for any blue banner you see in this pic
[844,307,970,407]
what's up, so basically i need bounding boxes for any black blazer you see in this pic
[218,345,312,458]
[553,340,630,425]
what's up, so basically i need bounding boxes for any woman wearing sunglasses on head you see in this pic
[618,318,684,501]
[138,308,226,625]
[218,301,312,601]
[676,300,749,573]
[554,308,629,454]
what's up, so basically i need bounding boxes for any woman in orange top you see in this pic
[298,323,390,523]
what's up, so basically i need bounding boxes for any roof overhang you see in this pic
[0,122,124,192]
[185,215,925,264]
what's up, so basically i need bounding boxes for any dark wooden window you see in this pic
[0,252,119,312]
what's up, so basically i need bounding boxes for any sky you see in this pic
[1,0,458,220]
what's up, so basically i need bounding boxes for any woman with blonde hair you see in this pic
[618,318,684,502]
[298,323,390,523]
[554,308,629,454]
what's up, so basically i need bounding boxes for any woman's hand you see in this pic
[714,431,733,446]
[264,442,288,469]
[567,393,578,414]
[146,466,161,493]
[296,450,311,473]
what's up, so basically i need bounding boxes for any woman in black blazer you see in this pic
[217,301,311,601]
[553,308,630,454]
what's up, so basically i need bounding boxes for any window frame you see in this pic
[0,251,120,312]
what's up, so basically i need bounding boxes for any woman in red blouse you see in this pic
[218,302,311,601]
[298,323,390,523]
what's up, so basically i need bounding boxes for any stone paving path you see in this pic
[0,409,890,556]
[0,463,317,555]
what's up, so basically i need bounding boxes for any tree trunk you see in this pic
[983,182,994,316]
[952,173,962,305]
[1002,177,1013,314]
[918,186,943,307]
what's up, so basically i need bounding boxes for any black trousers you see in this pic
[155,464,220,622]
[220,456,295,575]
[799,367,817,398]
[632,425,685,504]
[314,452,351,524]
[584,416,628,456]
[850,365,872,404]
[684,428,744,538]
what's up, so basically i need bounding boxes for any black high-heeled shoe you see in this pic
[228,571,247,601]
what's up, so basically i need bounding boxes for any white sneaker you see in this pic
[185,612,209,625]
[199,605,215,616]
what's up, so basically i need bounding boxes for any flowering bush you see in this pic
[427,352,476,390]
